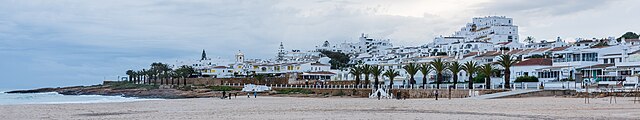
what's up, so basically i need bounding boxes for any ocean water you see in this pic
[0,89,161,105]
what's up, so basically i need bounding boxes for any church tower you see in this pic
[236,50,244,63]
[277,42,285,61]
[200,49,207,60]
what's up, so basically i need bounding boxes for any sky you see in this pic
[1,0,639,89]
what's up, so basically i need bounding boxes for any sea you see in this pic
[0,89,161,105]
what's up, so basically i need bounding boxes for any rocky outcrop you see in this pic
[5,85,222,99]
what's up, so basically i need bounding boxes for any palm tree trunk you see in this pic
[355,75,360,86]
[183,77,187,86]
[504,70,511,89]
[422,75,427,89]
[389,78,394,89]
[364,75,370,88]
[410,76,415,89]
[374,77,379,89]
[436,73,442,89]
[468,75,473,89]
[485,77,491,89]
[453,74,458,89]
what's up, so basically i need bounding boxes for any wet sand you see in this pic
[1,97,639,120]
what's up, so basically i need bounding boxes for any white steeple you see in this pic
[236,50,244,63]
[277,42,285,61]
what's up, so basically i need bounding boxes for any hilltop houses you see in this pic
[172,16,639,88]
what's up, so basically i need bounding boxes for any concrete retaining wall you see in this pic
[502,90,577,98]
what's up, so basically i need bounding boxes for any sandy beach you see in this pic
[1,96,639,120]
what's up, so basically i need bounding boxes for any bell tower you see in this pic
[236,50,244,63]
[277,42,285,61]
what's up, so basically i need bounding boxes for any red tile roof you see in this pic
[311,63,330,66]
[549,46,570,51]
[463,52,479,58]
[625,39,640,42]
[514,58,552,66]
[303,71,335,75]
[213,66,228,69]
[532,48,551,52]
[497,42,511,45]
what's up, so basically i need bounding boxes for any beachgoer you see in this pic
[434,90,439,100]
[377,91,381,100]
[254,90,257,98]
[222,91,226,99]
[397,92,402,100]
[228,92,231,99]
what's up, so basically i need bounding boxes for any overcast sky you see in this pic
[1,0,638,89]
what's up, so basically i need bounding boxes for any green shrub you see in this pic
[333,90,346,96]
[515,76,539,82]
[561,78,575,81]
[208,86,241,91]
[106,81,159,90]
[276,88,313,94]
[472,73,487,83]
[178,85,193,91]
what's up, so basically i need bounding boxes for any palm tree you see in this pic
[525,36,535,43]
[370,65,384,89]
[126,70,134,82]
[144,69,151,84]
[431,58,448,89]
[170,70,179,85]
[497,54,519,89]
[361,64,372,87]
[403,63,419,88]
[349,66,363,87]
[448,61,462,89]
[462,61,478,89]
[419,63,432,88]
[480,63,494,89]
[383,69,400,89]
[175,65,195,86]
[139,70,145,84]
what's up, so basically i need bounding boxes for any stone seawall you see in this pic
[502,90,577,98]
[147,77,288,86]
[393,89,509,98]
[240,86,508,98]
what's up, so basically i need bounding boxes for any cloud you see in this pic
[0,0,638,89]
[0,0,461,88]
[473,0,612,17]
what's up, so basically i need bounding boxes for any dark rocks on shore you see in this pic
[4,85,221,99]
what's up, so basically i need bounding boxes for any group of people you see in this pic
[220,91,238,99]
[219,89,258,99]
[247,89,257,98]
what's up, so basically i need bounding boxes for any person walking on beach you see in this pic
[377,91,381,100]
[222,91,226,99]
[254,90,257,98]
[397,92,402,100]
[434,90,439,100]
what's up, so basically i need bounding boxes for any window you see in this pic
[610,58,615,63]
[604,59,608,64]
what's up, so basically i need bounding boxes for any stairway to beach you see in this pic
[467,89,543,100]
